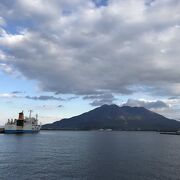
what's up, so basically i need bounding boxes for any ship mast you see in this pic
[36,114,38,120]
[29,110,33,118]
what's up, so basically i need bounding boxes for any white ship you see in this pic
[4,110,41,134]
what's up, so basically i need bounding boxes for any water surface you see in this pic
[0,131,180,180]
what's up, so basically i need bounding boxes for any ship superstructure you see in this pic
[5,110,41,133]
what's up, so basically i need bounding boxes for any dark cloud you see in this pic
[168,96,180,100]
[12,91,24,94]
[123,99,169,109]
[25,95,64,101]
[66,96,78,101]
[57,105,63,108]
[145,0,156,6]
[84,93,117,106]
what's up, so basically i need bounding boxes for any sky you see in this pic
[1,0,180,125]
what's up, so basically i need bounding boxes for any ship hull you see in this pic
[4,130,40,134]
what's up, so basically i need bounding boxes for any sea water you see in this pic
[0,131,180,180]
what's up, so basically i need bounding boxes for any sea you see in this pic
[0,131,180,180]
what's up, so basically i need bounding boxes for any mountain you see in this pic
[42,104,180,131]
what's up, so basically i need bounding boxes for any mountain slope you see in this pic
[42,104,180,131]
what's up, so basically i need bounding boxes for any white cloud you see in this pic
[122,98,180,120]
[0,29,25,47]
[0,93,18,98]
[0,17,5,26]
[0,0,180,97]
[123,99,169,109]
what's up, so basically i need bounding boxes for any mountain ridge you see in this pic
[42,104,180,131]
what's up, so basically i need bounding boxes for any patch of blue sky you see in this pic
[0,70,36,94]
[92,0,108,7]
[61,97,92,118]
[3,18,35,35]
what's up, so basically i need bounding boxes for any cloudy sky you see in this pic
[0,0,180,124]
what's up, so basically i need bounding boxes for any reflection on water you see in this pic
[0,131,180,180]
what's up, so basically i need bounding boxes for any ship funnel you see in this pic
[18,111,24,120]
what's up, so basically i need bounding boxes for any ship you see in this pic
[4,110,41,134]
